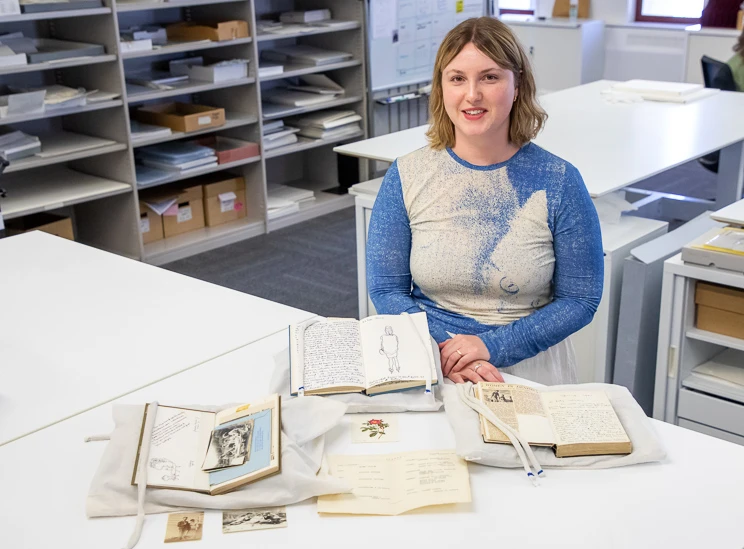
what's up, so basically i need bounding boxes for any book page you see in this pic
[359,312,436,389]
[540,391,631,446]
[477,383,554,445]
[135,406,213,491]
[317,450,471,515]
[291,319,366,393]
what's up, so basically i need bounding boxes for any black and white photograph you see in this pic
[486,390,514,404]
[201,418,254,471]
[222,507,288,533]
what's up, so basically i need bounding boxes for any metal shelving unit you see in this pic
[0,0,368,263]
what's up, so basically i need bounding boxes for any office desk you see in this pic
[710,196,744,225]
[1,330,743,549]
[0,232,315,446]
[336,80,744,214]
[349,180,668,384]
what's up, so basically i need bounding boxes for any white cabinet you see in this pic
[350,179,668,384]
[654,255,744,446]
[684,27,741,85]
[503,17,605,94]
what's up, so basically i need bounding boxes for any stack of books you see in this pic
[291,110,362,140]
[261,45,352,67]
[262,119,299,151]
[266,183,315,219]
[136,142,217,182]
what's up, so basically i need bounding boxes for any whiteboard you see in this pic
[367,0,487,92]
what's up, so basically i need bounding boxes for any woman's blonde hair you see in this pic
[426,17,546,149]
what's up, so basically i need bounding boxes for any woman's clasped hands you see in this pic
[439,334,505,384]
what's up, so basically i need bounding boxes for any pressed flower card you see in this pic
[351,415,399,443]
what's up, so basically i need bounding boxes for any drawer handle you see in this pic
[667,345,678,379]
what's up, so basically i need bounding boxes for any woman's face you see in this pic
[442,42,516,144]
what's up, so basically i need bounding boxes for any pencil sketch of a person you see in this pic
[379,325,400,374]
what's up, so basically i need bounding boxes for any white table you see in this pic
[2,329,743,549]
[0,232,316,446]
[336,80,744,215]
[710,196,744,225]
[349,179,668,384]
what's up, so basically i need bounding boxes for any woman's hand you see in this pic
[439,334,491,377]
[446,361,505,384]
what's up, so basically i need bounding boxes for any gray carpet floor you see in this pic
[164,159,719,319]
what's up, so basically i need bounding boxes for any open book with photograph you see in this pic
[289,312,437,396]
[475,383,632,458]
[132,394,280,495]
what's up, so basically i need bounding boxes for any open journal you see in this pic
[289,312,437,396]
[475,383,632,458]
[132,394,280,495]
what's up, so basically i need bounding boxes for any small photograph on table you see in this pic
[222,507,288,533]
[165,512,204,543]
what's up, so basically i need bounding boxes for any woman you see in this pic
[366,17,603,386]
[728,28,744,92]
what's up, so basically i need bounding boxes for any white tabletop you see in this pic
[1,329,742,549]
[335,80,744,198]
[0,232,315,446]
[710,197,744,225]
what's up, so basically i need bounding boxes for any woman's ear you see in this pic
[514,87,519,102]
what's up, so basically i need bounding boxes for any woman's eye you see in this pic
[484,74,498,81]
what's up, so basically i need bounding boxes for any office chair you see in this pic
[699,56,738,173]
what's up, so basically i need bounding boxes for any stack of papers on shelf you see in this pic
[286,74,344,96]
[130,120,173,141]
[682,349,744,405]
[36,85,87,110]
[0,45,27,68]
[262,119,284,133]
[126,70,189,91]
[35,131,116,158]
[0,32,37,56]
[266,182,315,219]
[263,89,337,107]
[262,126,299,150]
[261,102,303,118]
[119,38,153,53]
[120,25,168,46]
[604,80,719,104]
[0,129,41,161]
[258,63,284,77]
[256,18,354,36]
[137,142,217,174]
[292,109,362,140]
[279,9,331,23]
[261,45,352,66]
[135,164,173,188]
[86,90,121,102]
[0,86,46,118]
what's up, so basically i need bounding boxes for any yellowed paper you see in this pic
[477,383,554,445]
[317,450,471,515]
[540,391,630,447]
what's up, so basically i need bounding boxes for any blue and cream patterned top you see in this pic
[366,143,604,368]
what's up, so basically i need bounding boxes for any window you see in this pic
[635,0,705,23]
[496,0,534,15]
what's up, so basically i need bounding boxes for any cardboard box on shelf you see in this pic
[139,201,164,244]
[134,103,225,133]
[552,0,590,18]
[696,281,744,339]
[159,185,205,238]
[5,212,74,240]
[193,136,259,164]
[202,176,246,227]
[166,20,249,42]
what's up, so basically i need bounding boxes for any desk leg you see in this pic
[716,140,744,209]
[355,203,368,319]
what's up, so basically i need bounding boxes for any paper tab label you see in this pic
[197,116,211,125]
[140,216,150,233]
[218,191,237,213]
[177,205,193,223]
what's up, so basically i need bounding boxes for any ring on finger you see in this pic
[456,349,463,357]
[473,363,482,372]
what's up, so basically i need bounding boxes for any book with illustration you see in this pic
[132,394,280,495]
[289,312,437,396]
[474,383,632,458]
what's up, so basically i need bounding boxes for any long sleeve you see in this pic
[478,166,604,367]
[366,161,421,316]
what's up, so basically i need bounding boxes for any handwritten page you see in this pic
[317,450,471,515]
[360,312,435,389]
[300,319,366,392]
[136,406,214,491]
[541,391,631,446]
[477,383,554,445]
